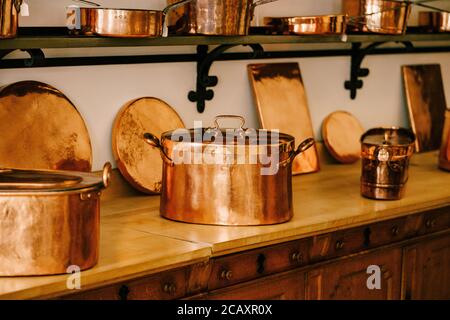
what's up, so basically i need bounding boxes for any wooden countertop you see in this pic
[1,151,449,299]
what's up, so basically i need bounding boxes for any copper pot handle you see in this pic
[253,0,279,8]
[72,0,101,6]
[14,0,23,12]
[143,133,174,166]
[102,162,112,189]
[162,0,193,36]
[213,115,246,130]
[279,137,315,167]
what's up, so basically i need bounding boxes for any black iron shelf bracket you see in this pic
[344,41,414,99]
[188,44,264,113]
[0,48,45,67]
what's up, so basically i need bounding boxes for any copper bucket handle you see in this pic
[102,162,112,188]
[144,133,174,166]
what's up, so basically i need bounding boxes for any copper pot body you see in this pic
[360,128,416,200]
[419,11,450,33]
[0,164,111,276]
[144,116,314,226]
[0,0,21,39]
[343,0,411,34]
[263,15,347,35]
[167,0,278,36]
[439,110,450,171]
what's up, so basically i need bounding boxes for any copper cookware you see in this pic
[343,0,411,34]
[439,110,450,171]
[419,11,450,32]
[0,163,111,276]
[144,115,315,226]
[0,0,21,39]
[263,15,347,35]
[361,128,416,200]
[167,0,278,36]
[67,0,192,37]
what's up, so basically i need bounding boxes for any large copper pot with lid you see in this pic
[0,163,111,276]
[361,128,416,200]
[144,115,315,226]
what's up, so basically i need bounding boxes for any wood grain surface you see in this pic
[248,63,320,175]
[402,64,448,152]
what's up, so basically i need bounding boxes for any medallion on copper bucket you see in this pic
[112,97,184,194]
[0,81,92,172]
[248,62,320,175]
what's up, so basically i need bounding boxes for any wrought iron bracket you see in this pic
[188,44,264,113]
[0,48,46,67]
[344,41,414,99]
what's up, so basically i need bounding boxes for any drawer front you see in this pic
[209,239,310,290]
[368,216,417,248]
[418,207,450,236]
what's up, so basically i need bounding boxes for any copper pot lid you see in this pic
[0,81,92,172]
[361,127,416,147]
[322,111,364,164]
[112,97,184,194]
[0,163,111,195]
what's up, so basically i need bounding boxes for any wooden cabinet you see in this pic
[207,269,305,300]
[403,234,450,300]
[306,248,402,300]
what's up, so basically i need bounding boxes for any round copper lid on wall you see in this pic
[0,81,92,172]
[112,97,184,194]
[322,111,365,164]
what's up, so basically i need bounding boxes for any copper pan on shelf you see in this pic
[419,11,450,32]
[263,15,347,35]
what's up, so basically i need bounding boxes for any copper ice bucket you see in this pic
[361,128,416,200]
[144,115,314,226]
[0,0,21,39]
[0,163,111,276]
[439,110,450,171]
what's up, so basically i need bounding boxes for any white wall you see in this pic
[3,0,450,170]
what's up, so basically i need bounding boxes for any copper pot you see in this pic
[439,110,450,171]
[0,0,21,39]
[343,0,411,34]
[67,0,192,37]
[0,163,111,276]
[419,11,450,32]
[167,0,279,36]
[144,115,315,226]
[263,15,347,35]
[361,128,416,200]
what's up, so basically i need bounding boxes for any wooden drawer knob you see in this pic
[163,283,177,295]
[335,240,345,250]
[425,218,436,228]
[290,252,303,263]
[220,270,233,281]
[118,285,130,300]
[391,225,400,236]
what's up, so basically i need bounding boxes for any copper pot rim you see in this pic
[361,127,416,147]
[78,7,164,14]
[265,14,347,21]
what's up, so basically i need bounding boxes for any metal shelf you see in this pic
[1,32,450,50]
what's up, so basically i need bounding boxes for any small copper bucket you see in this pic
[439,110,450,171]
[361,128,416,200]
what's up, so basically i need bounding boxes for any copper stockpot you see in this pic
[0,0,21,39]
[67,0,192,37]
[343,0,411,34]
[439,110,450,171]
[144,115,315,226]
[0,163,111,276]
[361,128,416,200]
[419,11,450,32]
[167,0,279,36]
[263,15,347,35]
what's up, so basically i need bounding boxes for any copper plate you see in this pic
[248,63,320,175]
[0,81,92,172]
[402,64,448,152]
[322,111,364,164]
[112,97,184,194]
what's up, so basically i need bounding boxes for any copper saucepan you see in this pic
[263,15,347,35]
[419,11,450,32]
[143,115,315,226]
[67,0,192,37]
[0,0,22,39]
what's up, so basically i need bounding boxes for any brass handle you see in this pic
[163,283,177,295]
[290,252,303,263]
[425,218,436,229]
[102,162,112,189]
[143,133,174,166]
[335,240,345,250]
[220,270,233,281]
[73,0,101,6]
[213,115,246,131]
[391,225,400,236]
[279,138,315,167]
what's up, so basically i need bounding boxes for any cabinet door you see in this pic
[207,269,305,300]
[403,234,450,300]
[306,247,402,300]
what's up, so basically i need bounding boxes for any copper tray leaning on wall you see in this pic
[0,163,111,276]
[144,115,315,226]
[0,81,92,172]
[263,15,347,35]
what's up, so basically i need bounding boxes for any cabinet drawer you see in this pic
[418,207,450,236]
[368,216,417,248]
[209,239,310,290]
